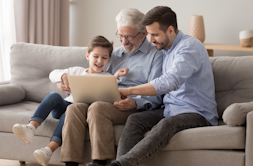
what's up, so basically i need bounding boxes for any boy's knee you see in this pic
[47,92,61,99]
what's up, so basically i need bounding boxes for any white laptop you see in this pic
[68,75,121,104]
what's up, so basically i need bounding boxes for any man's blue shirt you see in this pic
[150,31,218,126]
[105,38,163,110]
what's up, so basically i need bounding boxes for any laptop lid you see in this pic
[68,75,121,104]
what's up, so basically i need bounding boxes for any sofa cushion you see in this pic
[0,101,245,150]
[223,101,253,126]
[125,121,245,150]
[10,42,89,103]
[0,101,58,137]
[0,83,25,106]
[210,56,253,119]
[160,125,245,150]
[0,101,122,142]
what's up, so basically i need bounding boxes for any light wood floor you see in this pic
[0,159,63,166]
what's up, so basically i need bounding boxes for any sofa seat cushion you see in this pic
[113,124,245,150]
[1,101,245,150]
[160,125,245,150]
[0,101,59,137]
[0,101,124,142]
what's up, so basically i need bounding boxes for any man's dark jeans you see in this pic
[114,109,211,166]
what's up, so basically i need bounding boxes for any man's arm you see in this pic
[109,46,163,111]
[121,44,202,99]
[129,49,163,110]
[119,83,156,97]
[115,51,163,111]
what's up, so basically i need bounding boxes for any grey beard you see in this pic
[124,46,137,54]
[124,38,143,54]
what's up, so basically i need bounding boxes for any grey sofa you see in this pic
[0,42,253,166]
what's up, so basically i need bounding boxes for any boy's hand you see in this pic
[114,68,129,79]
[119,68,129,77]
[57,82,71,94]
[61,73,70,89]
[57,73,71,94]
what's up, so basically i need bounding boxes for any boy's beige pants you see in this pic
[60,101,137,164]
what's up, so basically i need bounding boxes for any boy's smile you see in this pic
[86,46,111,73]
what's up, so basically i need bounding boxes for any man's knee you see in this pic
[66,103,89,117]
[127,110,155,124]
[127,113,141,123]
[88,101,109,110]
[87,101,113,122]
[88,101,111,115]
[155,115,187,132]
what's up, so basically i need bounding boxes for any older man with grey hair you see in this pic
[58,8,164,166]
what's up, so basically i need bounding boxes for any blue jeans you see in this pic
[113,109,211,166]
[30,92,72,146]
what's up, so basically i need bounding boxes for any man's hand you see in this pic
[57,81,71,94]
[119,88,131,98]
[114,97,137,111]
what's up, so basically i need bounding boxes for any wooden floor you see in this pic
[0,159,63,166]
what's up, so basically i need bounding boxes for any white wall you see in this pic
[69,0,253,56]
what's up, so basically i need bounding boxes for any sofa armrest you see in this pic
[0,83,25,106]
[0,80,10,85]
[246,111,253,166]
[223,102,253,126]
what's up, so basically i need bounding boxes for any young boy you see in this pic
[12,36,128,166]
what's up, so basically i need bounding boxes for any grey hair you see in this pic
[115,8,146,32]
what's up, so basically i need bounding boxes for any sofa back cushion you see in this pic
[10,42,89,102]
[210,56,253,119]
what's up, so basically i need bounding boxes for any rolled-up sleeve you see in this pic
[49,69,67,83]
[49,67,86,83]
[150,46,200,96]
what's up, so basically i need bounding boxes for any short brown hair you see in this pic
[87,36,113,57]
[141,6,178,33]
